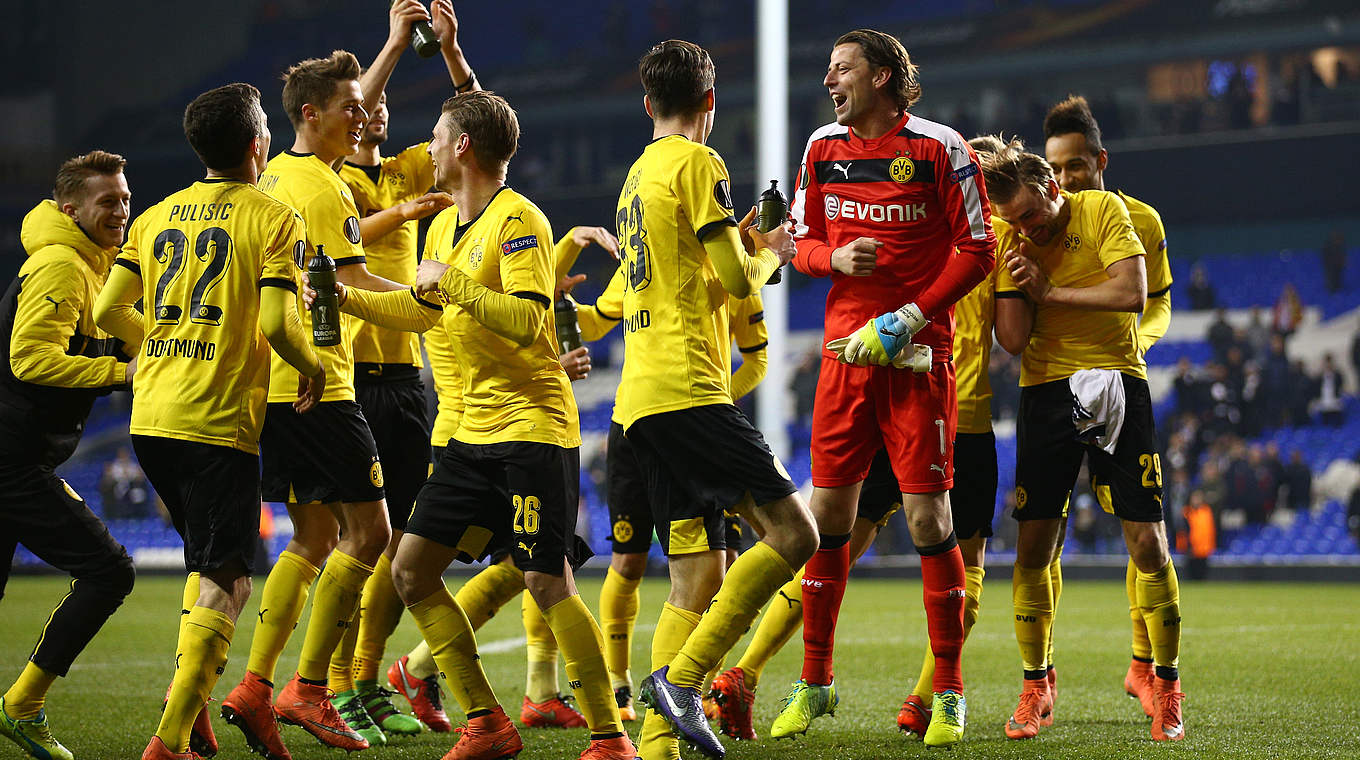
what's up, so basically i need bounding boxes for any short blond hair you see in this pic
[281,50,362,127]
[440,91,519,174]
[53,150,126,206]
[976,136,1054,204]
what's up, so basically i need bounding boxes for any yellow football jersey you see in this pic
[728,291,767,355]
[614,135,740,429]
[422,209,464,447]
[997,190,1146,386]
[1116,190,1171,296]
[118,178,304,453]
[424,188,579,447]
[259,151,366,403]
[953,257,997,435]
[341,142,434,367]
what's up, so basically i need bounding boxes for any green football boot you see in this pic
[355,682,422,736]
[923,690,966,749]
[0,697,74,760]
[769,679,838,739]
[331,689,387,748]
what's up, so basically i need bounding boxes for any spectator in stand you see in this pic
[1260,442,1285,517]
[1207,308,1235,362]
[1186,263,1216,311]
[1282,450,1313,513]
[790,348,820,425]
[1173,358,1207,418]
[98,446,153,520]
[1178,491,1215,581]
[1229,441,1265,525]
[1240,363,1263,436]
[1243,307,1271,361]
[1260,333,1291,428]
[1321,230,1346,294]
[1198,459,1227,518]
[1315,353,1346,426]
[1349,483,1360,547]
[1208,362,1244,435]
[1164,467,1191,539]
[1288,359,1316,426]
[1272,282,1303,338]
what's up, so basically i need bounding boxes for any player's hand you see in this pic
[1003,242,1051,303]
[431,0,459,48]
[571,226,620,260]
[302,273,347,309]
[416,259,451,296]
[123,355,137,384]
[399,192,454,222]
[295,366,327,414]
[747,217,796,267]
[827,303,927,366]
[560,345,591,381]
[737,206,758,254]
[831,237,881,276]
[556,273,587,301]
[387,0,430,48]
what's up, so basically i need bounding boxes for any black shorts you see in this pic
[260,400,384,505]
[951,432,998,540]
[357,366,431,531]
[1013,374,1162,523]
[625,404,797,556]
[606,422,654,554]
[724,514,744,552]
[409,439,591,575]
[132,435,261,573]
[857,449,903,527]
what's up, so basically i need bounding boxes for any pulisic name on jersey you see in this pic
[168,203,232,223]
[144,337,217,361]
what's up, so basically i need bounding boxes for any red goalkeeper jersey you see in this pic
[791,112,995,360]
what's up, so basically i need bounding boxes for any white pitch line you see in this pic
[478,623,657,655]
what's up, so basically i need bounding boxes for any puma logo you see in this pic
[518,541,536,558]
[930,464,946,475]
[506,214,523,224]
[778,590,800,609]
[44,296,62,312]
[257,608,268,623]
[831,162,851,179]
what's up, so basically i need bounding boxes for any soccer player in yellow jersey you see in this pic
[610,41,816,760]
[320,91,637,760]
[1041,95,1174,717]
[569,257,769,725]
[322,0,475,740]
[92,83,326,760]
[217,50,414,758]
[981,139,1185,743]
[0,151,134,760]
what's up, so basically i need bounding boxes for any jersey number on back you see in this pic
[616,195,650,292]
[152,227,233,326]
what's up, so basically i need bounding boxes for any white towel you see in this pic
[1069,369,1126,454]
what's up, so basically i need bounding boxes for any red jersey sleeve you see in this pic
[913,132,996,320]
[791,128,834,277]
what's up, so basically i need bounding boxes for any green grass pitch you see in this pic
[2,574,1359,759]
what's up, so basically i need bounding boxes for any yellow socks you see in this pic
[408,587,499,714]
[640,603,702,760]
[454,561,526,629]
[911,565,984,703]
[669,541,793,689]
[246,550,320,682]
[734,568,804,688]
[1137,560,1182,671]
[404,641,437,680]
[297,551,373,683]
[1127,559,1153,660]
[522,592,560,703]
[354,553,405,683]
[2,663,57,720]
[157,607,234,752]
[1046,546,1063,668]
[1012,564,1053,674]
[328,606,361,693]
[541,595,622,737]
[599,567,641,690]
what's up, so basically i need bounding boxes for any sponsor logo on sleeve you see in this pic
[501,235,538,255]
[749,310,764,324]
[343,215,361,244]
[714,179,734,211]
[949,163,980,184]
[798,165,809,190]
[292,240,307,270]
[1159,238,1168,250]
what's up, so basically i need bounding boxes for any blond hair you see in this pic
[53,150,126,206]
[440,91,519,174]
[976,136,1054,204]
[281,50,362,127]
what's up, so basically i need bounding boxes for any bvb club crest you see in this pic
[889,156,915,183]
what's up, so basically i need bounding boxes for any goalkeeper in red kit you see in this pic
[772,29,995,748]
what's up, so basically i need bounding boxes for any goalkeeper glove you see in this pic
[825,339,932,371]
[827,303,927,367]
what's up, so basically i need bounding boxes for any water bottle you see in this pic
[757,179,787,284]
[390,1,441,58]
[309,245,342,347]
[555,298,582,353]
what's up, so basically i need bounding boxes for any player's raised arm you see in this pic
[359,0,432,116]
[431,0,480,93]
[318,277,444,334]
[703,206,788,299]
[573,265,625,341]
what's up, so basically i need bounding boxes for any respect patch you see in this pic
[501,234,538,254]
